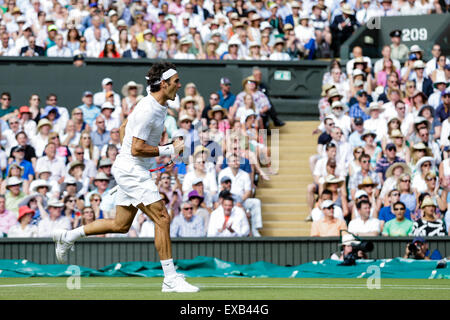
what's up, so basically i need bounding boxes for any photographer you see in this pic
[403,237,443,260]
[331,232,369,262]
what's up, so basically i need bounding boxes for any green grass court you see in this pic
[1,277,449,300]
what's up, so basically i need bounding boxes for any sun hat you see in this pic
[341,233,361,246]
[18,206,35,221]
[207,105,228,119]
[386,162,410,178]
[357,176,378,189]
[121,80,143,97]
[6,176,23,188]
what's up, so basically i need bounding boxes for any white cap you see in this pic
[102,78,113,86]
[355,190,368,199]
[47,198,64,208]
[101,101,115,110]
[240,109,256,124]
[320,200,334,209]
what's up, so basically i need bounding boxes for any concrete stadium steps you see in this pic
[259,121,320,237]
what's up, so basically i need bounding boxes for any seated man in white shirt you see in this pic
[217,153,263,236]
[37,198,71,237]
[36,142,66,184]
[348,199,381,236]
[311,189,344,222]
[46,34,72,57]
[207,195,250,237]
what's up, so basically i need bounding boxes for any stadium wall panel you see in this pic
[0,237,448,269]
[340,14,450,60]
[0,58,329,118]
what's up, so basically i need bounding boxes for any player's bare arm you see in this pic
[131,136,160,157]
[131,135,184,158]
[119,118,128,144]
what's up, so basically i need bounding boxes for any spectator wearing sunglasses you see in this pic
[375,143,405,184]
[0,92,18,121]
[381,201,413,236]
[170,201,205,237]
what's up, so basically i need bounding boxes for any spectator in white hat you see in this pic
[98,102,120,132]
[428,74,449,109]
[310,199,347,237]
[269,38,291,61]
[37,198,71,237]
[330,233,367,261]
[93,78,121,108]
[85,172,111,206]
[222,37,242,60]
[4,177,26,217]
[139,29,156,57]
[311,189,345,222]
[173,36,196,59]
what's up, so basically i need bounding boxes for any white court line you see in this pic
[1,282,450,291]
[0,283,51,288]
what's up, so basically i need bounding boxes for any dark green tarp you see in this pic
[0,256,448,279]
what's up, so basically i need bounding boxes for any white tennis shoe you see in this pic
[52,229,75,264]
[162,274,200,293]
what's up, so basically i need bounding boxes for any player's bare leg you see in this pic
[137,200,172,260]
[83,205,138,235]
[138,200,199,293]
[52,205,138,264]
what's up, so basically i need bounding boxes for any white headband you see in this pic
[145,68,177,85]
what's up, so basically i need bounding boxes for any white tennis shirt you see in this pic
[114,93,168,171]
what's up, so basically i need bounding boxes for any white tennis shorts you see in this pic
[111,161,162,207]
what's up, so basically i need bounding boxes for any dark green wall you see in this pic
[0,58,328,119]
[1,237,448,269]
[340,14,450,61]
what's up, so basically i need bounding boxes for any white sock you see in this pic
[65,226,86,242]
[161,259,177,279]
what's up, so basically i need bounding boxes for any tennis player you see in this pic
[52,62,199,293]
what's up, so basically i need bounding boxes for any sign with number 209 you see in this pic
[402,28,428,42]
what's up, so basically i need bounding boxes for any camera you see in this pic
[339,240,374,266]
[408,242,421,256]
[409,53,417,61]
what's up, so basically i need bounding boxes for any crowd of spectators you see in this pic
[309,38,450,240]
[0,0,447,61]
[0,66,283,238]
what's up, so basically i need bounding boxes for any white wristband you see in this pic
[158,144,175,156]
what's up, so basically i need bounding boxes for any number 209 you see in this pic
[402,28,428,42]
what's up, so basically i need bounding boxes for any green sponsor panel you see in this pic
[1,237,449,270]
[0,58,326,119]
[0,257,448,279]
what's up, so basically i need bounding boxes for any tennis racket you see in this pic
[149,154,180,172]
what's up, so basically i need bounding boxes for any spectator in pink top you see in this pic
[0,195,17,236]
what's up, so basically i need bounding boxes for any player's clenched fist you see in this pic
[173,137,184,156]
